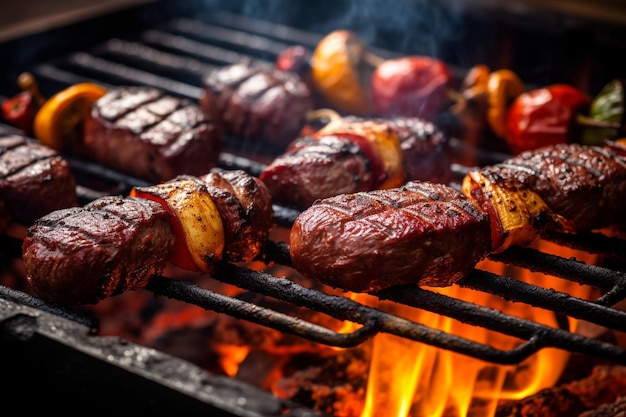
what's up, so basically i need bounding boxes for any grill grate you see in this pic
[2,1,626,369]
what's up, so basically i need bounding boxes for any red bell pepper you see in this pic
[370,55,453,120]
[2,91,37,134]
[505,84,590,154]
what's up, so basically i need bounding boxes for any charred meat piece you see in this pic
[199,61,313,149]
[386,116,453,184]
[290,181,491,293]
[199,168,274,262]
[463,143,626,253]
[22,196,175,305]
[0,134,77,225]
[84,86,222,183]
[259,135,378,210]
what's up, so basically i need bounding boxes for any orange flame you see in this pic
[360,239,597,417]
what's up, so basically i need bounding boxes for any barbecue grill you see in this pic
[2,0,626,415]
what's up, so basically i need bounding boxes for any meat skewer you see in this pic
[22,169,274,305]
[290,143,626,293]
[463,142,626,253]
[259,113,453,210]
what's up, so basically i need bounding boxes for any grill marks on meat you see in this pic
[463,143,626,252]
[22,196,175,305]
[290,181,491,293]
[485,144,626,231]
[199,62,313,148]
[0,134,77,225]
[260,135,377,209]
[84,86,222,183]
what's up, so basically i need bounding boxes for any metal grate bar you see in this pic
[489,246,626,292]
[140,30,255,66]
[64,52,203,99]
[143,263,626,365]
[165,18,292,58]
[95,38,217,77]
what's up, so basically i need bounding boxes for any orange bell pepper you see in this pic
[33,82,107,151]
[311,30,377,115]
[486,69,525,138]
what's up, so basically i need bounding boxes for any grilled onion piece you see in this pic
[131,178,225,273]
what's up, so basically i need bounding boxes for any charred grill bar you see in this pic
[2,0,626,414]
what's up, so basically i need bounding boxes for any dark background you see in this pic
[2,0,626,96]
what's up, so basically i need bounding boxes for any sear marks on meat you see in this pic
[290,181,491,293]
[0,134,77,225]
[22,196,175,305]
[84,86,222,183]
[481,143,626,232]
[260,135,377,210]
[199,61,313,149]
[464,143,626,252]
[197,168,274,262]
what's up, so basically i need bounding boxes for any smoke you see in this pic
[201,0,476,63]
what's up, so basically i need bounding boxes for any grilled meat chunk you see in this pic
[463,143,626,253]
[0,134,77,225]
[389,116,453,184]
[84,86,222,183]
[260,135,377,209]
[199,61,313,149]
[290,181,491,293]
[199,169,274,262]
[22,196,175,305]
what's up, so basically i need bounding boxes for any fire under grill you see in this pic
[2,0,626,415]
